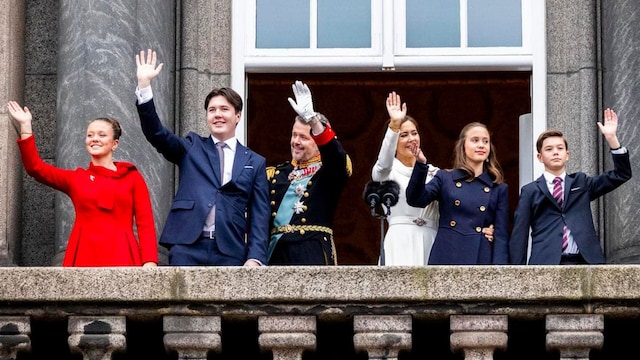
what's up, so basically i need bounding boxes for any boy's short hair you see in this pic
[536,129,568,153]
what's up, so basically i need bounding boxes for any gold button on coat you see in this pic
[271,212,277,217]
[475,227,482,232]
[450,220,456,227]
[271,179,276,184]
[456,182,462,188]
[454,199,461,206]
[479,206,486,212]
[270,189,275,194]
[304,192,309,197]
[484,187,490,193]
[300,230,306,235]
[301,218,307,223]
[270,201,275,206]
[275,170,280,175]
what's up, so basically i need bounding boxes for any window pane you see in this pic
[256,0,310,48]
[318,0,371,48]
[406,0,460,47]
[468,0,522,47]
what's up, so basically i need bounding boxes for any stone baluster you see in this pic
[68,316,126,360]
[163,315,221,360]
[0,316,30,359]
[258,316,316,360]
[450,315,508,360]
[546,314,604,360]
[353,315,412,360]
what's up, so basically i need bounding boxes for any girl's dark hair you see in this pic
[204,87,243,113]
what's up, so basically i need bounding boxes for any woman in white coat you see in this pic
[371,92,440,265]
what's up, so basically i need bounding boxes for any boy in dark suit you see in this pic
[510,108,632,265]
[135,49,269,266]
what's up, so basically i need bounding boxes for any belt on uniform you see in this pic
[200,230,215,239]
[270,224,333,236]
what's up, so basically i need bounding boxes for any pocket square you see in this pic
[244,165,254,169]
[570,187,580,191]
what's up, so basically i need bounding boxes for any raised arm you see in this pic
[371,92,406,181]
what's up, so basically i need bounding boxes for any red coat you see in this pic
[18,136,158,266]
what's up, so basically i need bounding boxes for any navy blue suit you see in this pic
[136,99,270,265]
[510,151,632,265]
[406,164,510,265]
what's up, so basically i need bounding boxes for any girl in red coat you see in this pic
[7,101,158,267]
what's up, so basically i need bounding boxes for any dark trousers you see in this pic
[168,237,242,266]
[269,238,336,265]
[560,253,588,265]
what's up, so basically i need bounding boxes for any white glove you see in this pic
[287,80,316,122]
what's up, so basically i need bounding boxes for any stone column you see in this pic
[353,315,412,360]
[601,1,640,263]
[163,315,221,360]
[546,314,604,360]
[180,0,234,136]
[450,315,508,360]
[54,0,175,265]
[258,316,316,360]
[68,316,126,360]
[0,0,25,266]
[0,316,31,359]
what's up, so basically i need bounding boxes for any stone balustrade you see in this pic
[0,265,638,359]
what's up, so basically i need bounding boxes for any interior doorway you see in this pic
[247,71,531,264]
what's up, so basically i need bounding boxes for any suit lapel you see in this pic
[232,141,250,181]
[563,175,575,208]
[535,175,560,209]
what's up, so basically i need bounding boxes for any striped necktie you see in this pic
[553,177,568,251]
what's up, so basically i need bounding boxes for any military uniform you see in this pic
[267,123,351,265]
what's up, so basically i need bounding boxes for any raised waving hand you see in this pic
[136,49,164,89]
[386,91,406,132]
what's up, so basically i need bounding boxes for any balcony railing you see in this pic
[0,265,638,359]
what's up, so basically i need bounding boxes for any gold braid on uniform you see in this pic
[266,166,276,181]
[291,154,322,169]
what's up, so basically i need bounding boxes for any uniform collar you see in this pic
[291,154,322,169]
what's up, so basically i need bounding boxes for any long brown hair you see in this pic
[452,122,504,184]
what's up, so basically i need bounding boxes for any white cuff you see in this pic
[135,85,153,104]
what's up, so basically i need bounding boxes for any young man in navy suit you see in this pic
[510,108,632,265]
[134,49,269,266]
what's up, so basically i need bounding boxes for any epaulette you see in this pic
[346,154,353,177]
[266,166,276,180]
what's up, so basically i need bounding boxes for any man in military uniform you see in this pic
[267,81,351,265]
